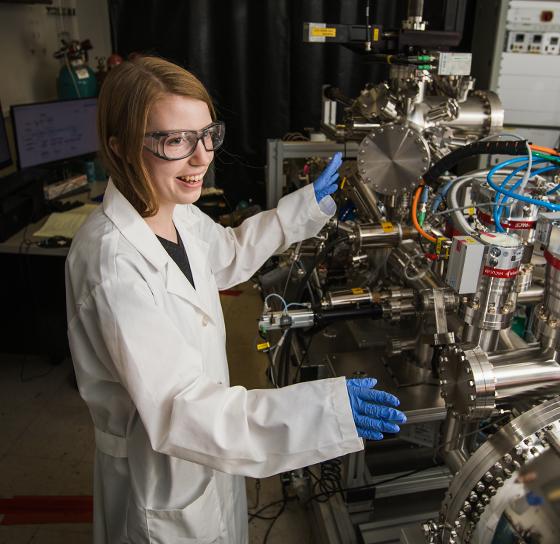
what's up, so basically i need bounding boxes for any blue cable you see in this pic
[486,159,560,213]
[494,166,560,232]
[494,163,559,231]
[431,179,454,213]
[493,160,549,232]
[546,183,560,195]
[493,162,529,232]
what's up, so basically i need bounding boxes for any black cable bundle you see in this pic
[295,233,349,303]
[423,139,528,186]
[314,459,343,502]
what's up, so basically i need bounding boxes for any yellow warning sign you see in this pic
[311,27,337,38]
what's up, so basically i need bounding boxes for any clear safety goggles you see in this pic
[143,121,225,161]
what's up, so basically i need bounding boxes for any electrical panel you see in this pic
[495,0,560,128]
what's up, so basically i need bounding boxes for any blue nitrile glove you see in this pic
[313,152,343,203]
[346,377,407,441]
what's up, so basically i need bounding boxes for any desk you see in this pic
[0,181,106,257]
[0,181,106,362]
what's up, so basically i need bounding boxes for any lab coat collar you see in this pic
[103,180,213,320]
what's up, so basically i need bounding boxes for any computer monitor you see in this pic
[11,97,98,170]
[0,101,12,170]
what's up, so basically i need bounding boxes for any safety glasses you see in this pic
[143,121,225,161]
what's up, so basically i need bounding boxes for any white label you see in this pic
[75,68,89,80]
[438,52,472,76]
[306,22,326,43]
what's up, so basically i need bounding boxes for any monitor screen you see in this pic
[0,101,11,170]
[11,98,98,170]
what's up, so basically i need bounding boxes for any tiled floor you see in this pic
[0,282,312,543]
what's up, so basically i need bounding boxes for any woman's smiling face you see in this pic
[142,94,214,207]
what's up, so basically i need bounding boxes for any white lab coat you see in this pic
[65,180,363,544]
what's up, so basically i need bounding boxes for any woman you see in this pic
[66,56,406,544]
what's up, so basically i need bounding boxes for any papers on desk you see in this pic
[33,204,98,239]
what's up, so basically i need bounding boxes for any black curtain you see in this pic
[110,0,469,206]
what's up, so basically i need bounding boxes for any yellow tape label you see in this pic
[381,221,395,233]
[351,288,365,295]
[257,342,270,351]
[373,28,379,41]
[311,27,336,37]
[436,237,450,256]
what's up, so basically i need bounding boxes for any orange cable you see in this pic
[529,144,560,156]
[411,184,437,243]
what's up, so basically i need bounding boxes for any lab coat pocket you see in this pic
[145,477,224,543]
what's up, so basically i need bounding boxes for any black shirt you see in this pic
[156,229,195,289]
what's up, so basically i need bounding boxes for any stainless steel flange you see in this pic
[357,123,430,196]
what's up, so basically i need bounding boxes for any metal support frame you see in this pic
[265,139,359,209]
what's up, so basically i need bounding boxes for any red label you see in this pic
[544,250,560,271]
[477,210,536,230]
[483,266,519,278]
[446,224,464,238]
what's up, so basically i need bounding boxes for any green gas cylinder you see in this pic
[57,63,97,99]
